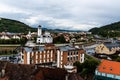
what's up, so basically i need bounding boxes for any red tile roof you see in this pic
[98,59,120,75]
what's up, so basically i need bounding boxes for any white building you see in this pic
[26,31,32,39]
[12,35,21,39]
[36,25,53,44]
[0,32,21,40]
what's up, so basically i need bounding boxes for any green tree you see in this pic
[53,35,67,44]
[73,54,100,80]
[20,38,27,46]
[73,61,83,72]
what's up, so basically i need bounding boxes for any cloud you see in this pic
[0,0,120,31]
[22,14,99,31]
[0,3,30,15]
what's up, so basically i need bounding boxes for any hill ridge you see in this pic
[0,18,37,33]
[89,21,120,37]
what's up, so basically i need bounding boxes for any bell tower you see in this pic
[38,25,42,37]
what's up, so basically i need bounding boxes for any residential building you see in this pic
[95,60,120,80]
[0,60,84,80]
[0,35,10,39]
[26,31,32,39]
[20,43,85,73]
[0,32,21,40]
[95,42,120,55]
[12,35,21,39]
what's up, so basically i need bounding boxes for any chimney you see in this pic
[0,72,1,78]
[65,74,68,80]
[1,62,7,78]
[35,65,38,70]
[1,69,5,77]
[65,73,69,80]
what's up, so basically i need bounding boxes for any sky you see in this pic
[0,0,120,31]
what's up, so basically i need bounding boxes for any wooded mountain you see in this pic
[0,18,81,33]
[0,18,37,33]
[89,21,120,37]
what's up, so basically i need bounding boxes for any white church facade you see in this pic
[36,25,53,44]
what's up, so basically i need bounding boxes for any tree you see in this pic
[53,35,67,44]
[73,61,83,72]
[20,38,27,46]
[116,57,120,62]
[73,54,100,80]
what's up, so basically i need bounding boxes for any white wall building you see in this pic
[36,25,53,44]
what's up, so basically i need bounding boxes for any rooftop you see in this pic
[98,60,120,75]
[0,61,84,80]
[23,44,83,52]
[103,42,120,50]
[0,61,68,80]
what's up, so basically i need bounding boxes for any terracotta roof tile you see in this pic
[98,59,120,75]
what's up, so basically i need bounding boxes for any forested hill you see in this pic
[89,21,120,37]
[0,18,37,33]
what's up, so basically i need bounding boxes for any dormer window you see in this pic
[103,67,106,69]
[110,67,112,71]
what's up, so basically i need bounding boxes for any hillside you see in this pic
[42,28,82,32]
[89,21,120,37]
[0,18,37,33]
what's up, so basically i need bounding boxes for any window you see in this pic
[22,55,24,59]
[40,55,42,59]
[76,51,78,55]
[71,51,73,55]
[76,56,78,60]
[67,57,69,61]
[81,54,83,57]
[70,57,72,61]
[68,52,70,56]
[74,57,76,60]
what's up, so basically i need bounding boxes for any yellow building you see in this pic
[95,43,120,55]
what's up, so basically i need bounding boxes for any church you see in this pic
[36,25,53,44]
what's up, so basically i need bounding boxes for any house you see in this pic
[0,32,21,40]
[0,61,68,80]
[12,35,21,39]
[19,42,85,73]
[95,60,120,80]
[26,31,32,39]
[0,35,10,39]
[0,61,84,80]
[95,42,120,55]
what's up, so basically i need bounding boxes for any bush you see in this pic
[0,38,27,45]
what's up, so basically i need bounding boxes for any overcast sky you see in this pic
[0,0,120,31]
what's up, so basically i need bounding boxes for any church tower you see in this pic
[36,25,53,44]
[38,25,42,37]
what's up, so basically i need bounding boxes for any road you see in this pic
[0,44,21,46]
